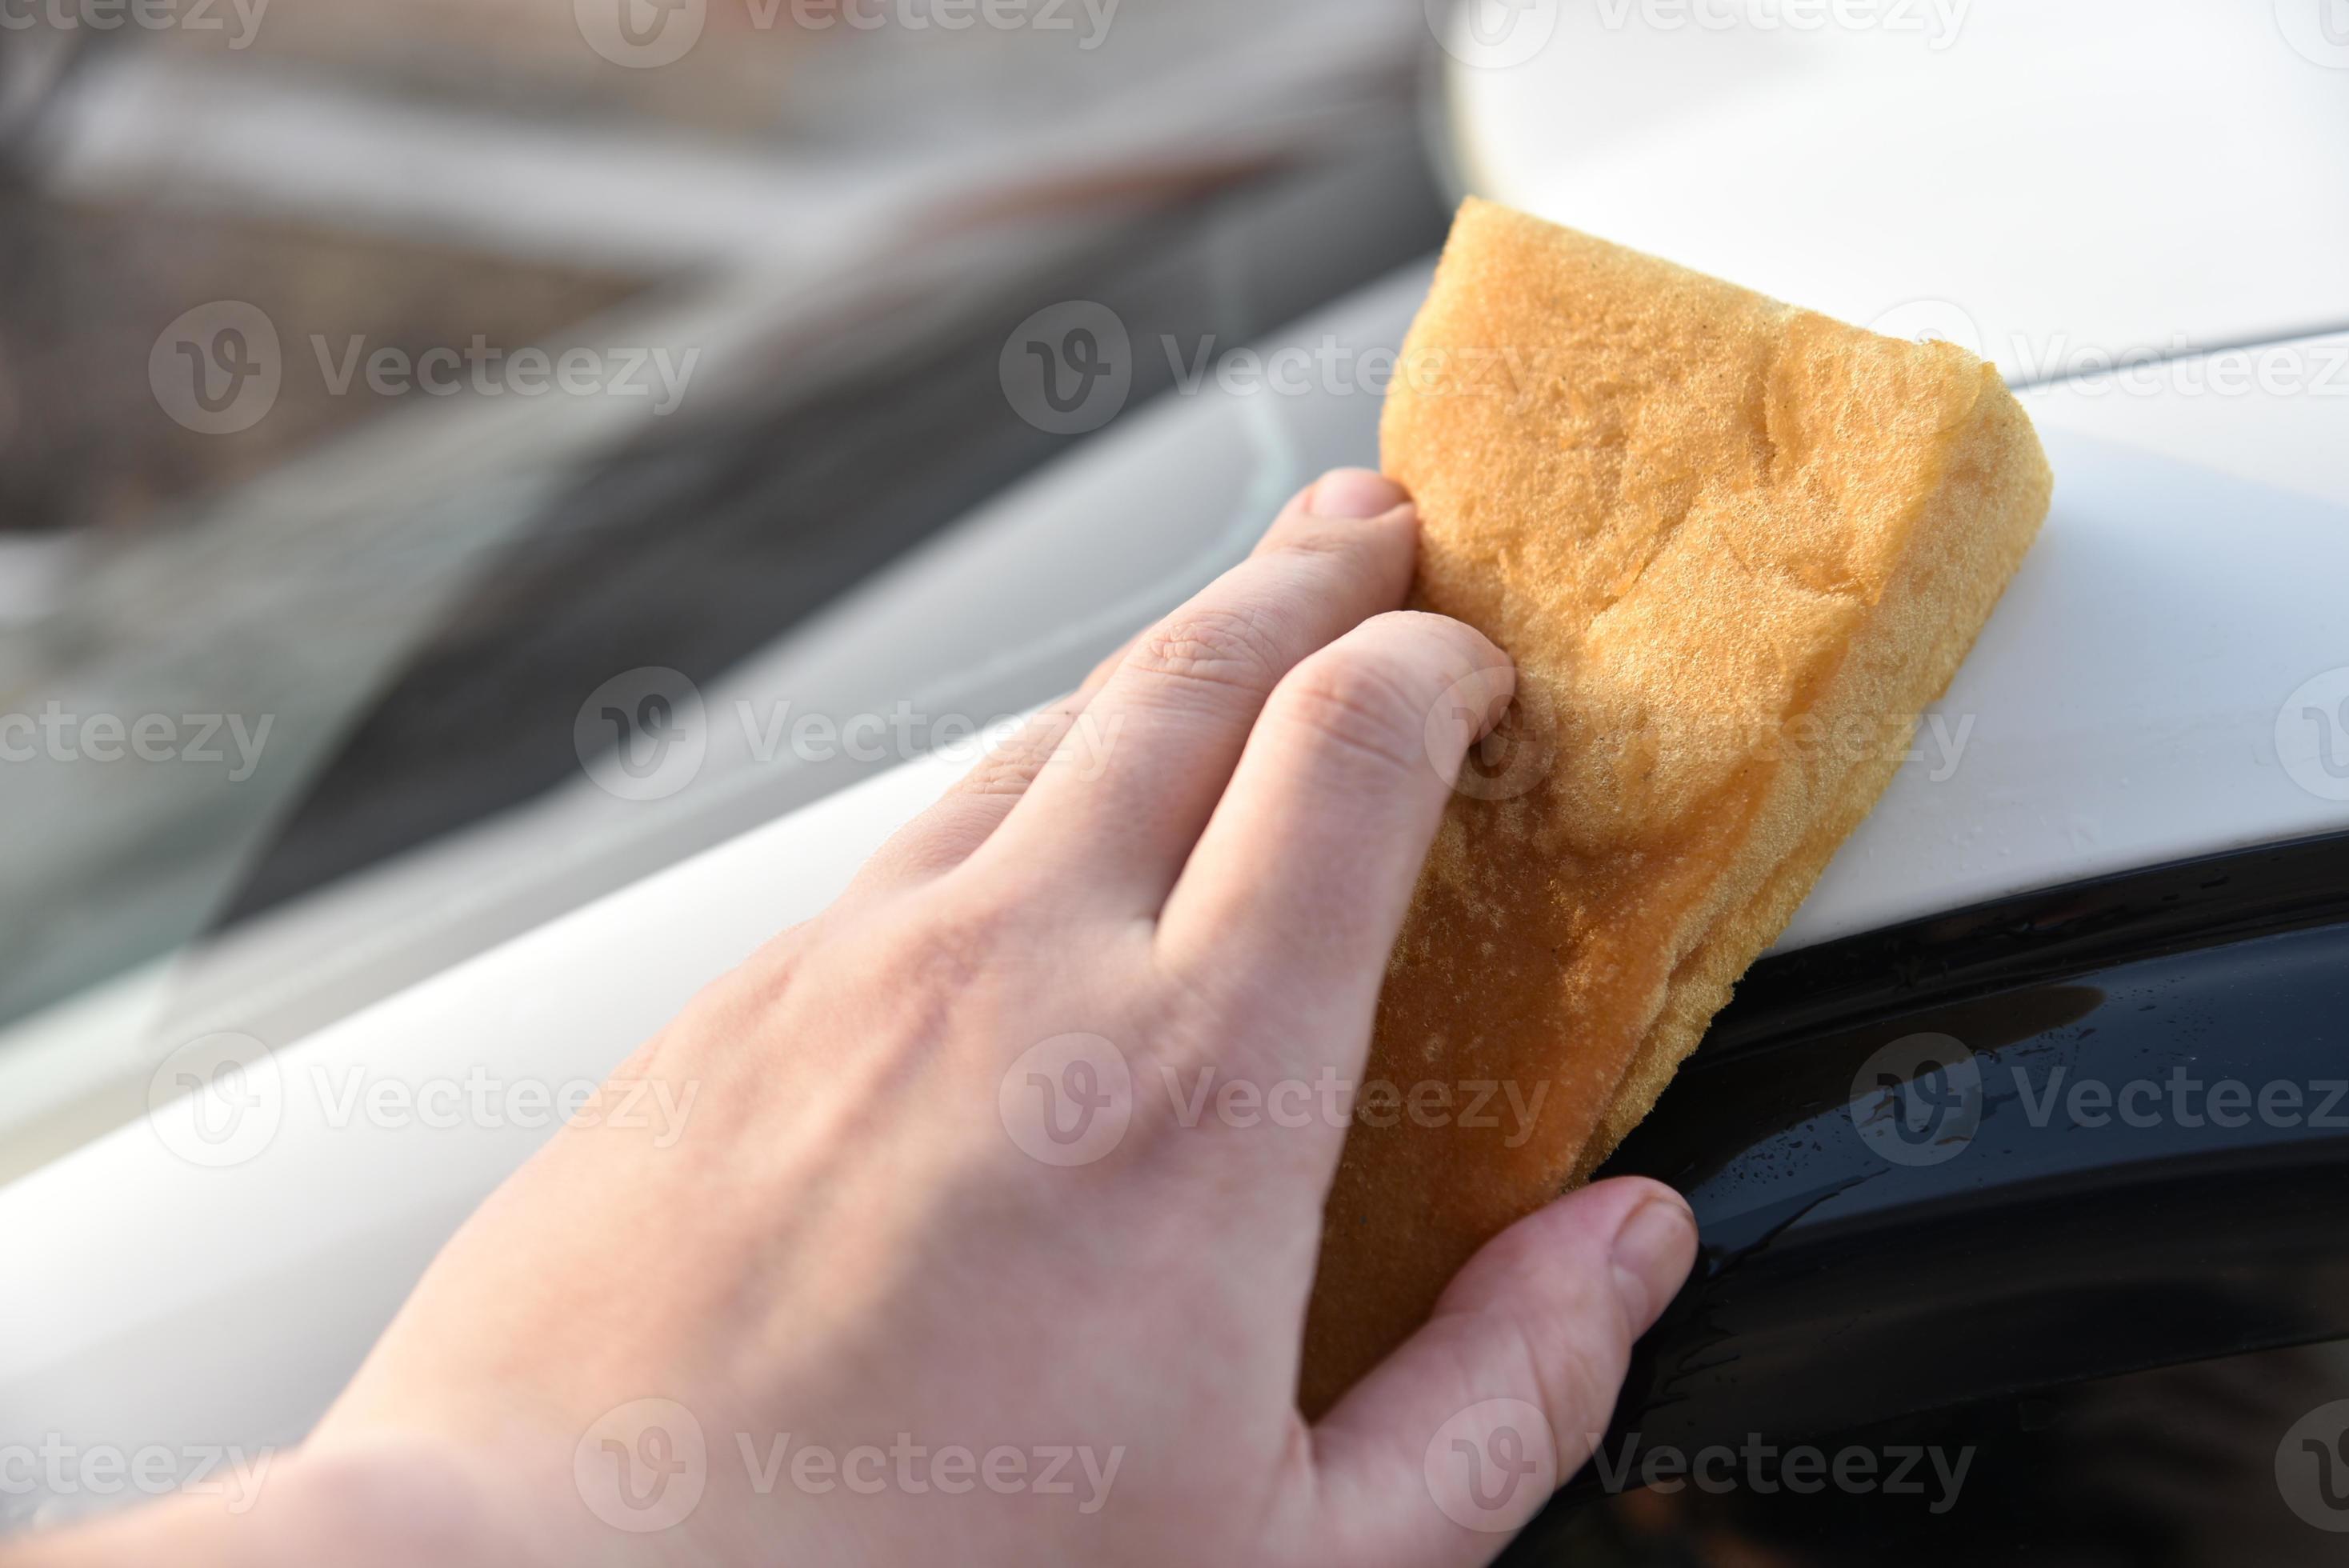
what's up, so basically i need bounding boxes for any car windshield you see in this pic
[0,0,1448,1165]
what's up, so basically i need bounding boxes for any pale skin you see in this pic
[13,469,1698,1567]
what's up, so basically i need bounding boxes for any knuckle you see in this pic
[731,919,815,999]
[957,730,1052,801]
[830,898,1016,1031]
[1255,506,1416,585]
[1516,1312,1624,1439]
[904,895,1014,990]
[1486,1233,1636,1389]
[1127,605,1287,703]
[1259,513,1371,563]
[655,921,816,1062]
[1373,608,1498,672]
[1275,646,1432,777]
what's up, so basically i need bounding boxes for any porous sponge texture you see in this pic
[1300,198,2052,1415]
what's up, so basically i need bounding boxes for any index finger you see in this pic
[1154,610,1514,1090]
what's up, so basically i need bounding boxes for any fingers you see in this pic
[974,470,1419,913]
[850,634,1134,893]
[1307,1181,1699,1568]
[1154,609,1512,1083]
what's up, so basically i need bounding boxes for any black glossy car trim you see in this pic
[1497,833,2349,1554]
[1710,830,2349,1061]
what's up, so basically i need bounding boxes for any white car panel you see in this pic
[1444,0,2349,381]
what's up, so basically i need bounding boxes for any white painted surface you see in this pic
[1443,0,2349,380]
[1791,353,2349,945]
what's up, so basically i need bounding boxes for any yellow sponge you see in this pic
[1301,198,2052,1414]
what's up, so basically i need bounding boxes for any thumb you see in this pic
[1306,1178,1698,1567]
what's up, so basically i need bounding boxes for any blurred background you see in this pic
[0,0,1451,1084]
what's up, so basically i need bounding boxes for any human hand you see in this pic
[18,470,1696,1568]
